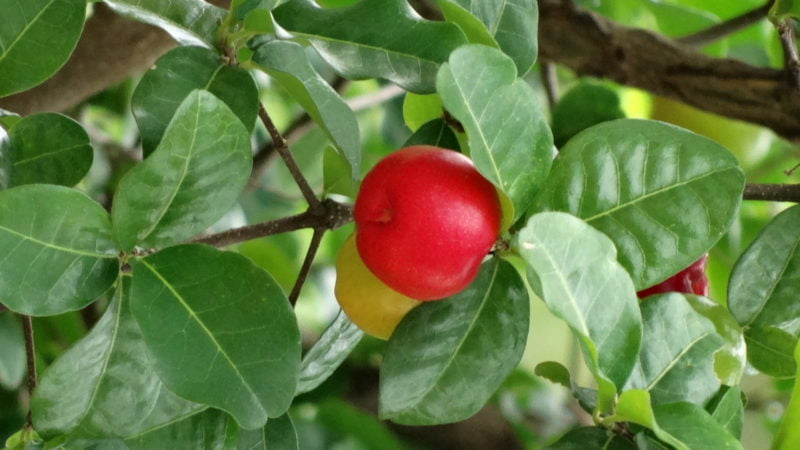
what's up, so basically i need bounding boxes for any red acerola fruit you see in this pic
[354,145,501,301]
[636,255,709,299]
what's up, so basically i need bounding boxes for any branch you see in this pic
[775,19,800,89]
[676,2,773,47]
[288,228,326,307]
[538,0,800,142]
[21,315,36,430]
[743,183,800,202]
[192,198,352,248]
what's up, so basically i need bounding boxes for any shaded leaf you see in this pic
[132,46,259,156]
[0,313,25,390]
[728,204,800,377]
[774,342,800,450]
[707,386,744,439]
[32,278,204,439]
[0,185,118,316]
[323,146,358,197]
[402,119,460,151]
[683,295,746,386]
[438,1,499,49]
[104,0,226,47]
[534,361,571,389]
[272,0,468,93]
[544,426,636,449]
[379,258,528,425]
[532,119,744,290]
[551,81,625,148]
[251,40,360,177]
[130,244,301,430]
[112,90,252,251]
[123,408,229,450]
[437,45,552,221]
[296,310,363,395]
[402,93,443,132]
[652,402,742,450]
[319,399,408,450]
[237,413,299,450]
[0,0,85,96]
[517,212,641,413]
[0,113,92,188]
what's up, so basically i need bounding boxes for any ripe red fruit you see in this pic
[354,145,501,301]
[636,255,709,298]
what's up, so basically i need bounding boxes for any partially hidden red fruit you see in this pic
[354,145,501,301]
[636,255,709,299]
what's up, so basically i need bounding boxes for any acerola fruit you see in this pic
[354,145,501,300]
[636,254,709,298]
[335,233,421,339]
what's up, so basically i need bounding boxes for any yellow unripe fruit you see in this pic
[334,233,421,340]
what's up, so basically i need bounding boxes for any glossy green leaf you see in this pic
[113,90,252,251]
[132,46,259,157]
[251,40,360,177]
[233,0,278,20]
[707,386,743,439]
[625,293,722,406]
[445,0,539,75]
[437,45,553,221]
[0,313,25,390]
[0,185,118,316]
[728,204,800,377]
[130,244,301,430]
[296,310,363,395]
[438,1,499,48]
[402,119,460,151]
[544,426,636,449]
[318,399,408,450]
[323,146,358,197]
[103,0,226,47]
[551,81,625,148]
[0,0,85,97]
[379,258,528,425]
[272,0,468,93]
[532,119,744,290]
[0,113,92,188]
[123,408,229,450]
[774,342,800,450]
[653,402,743,450]
[237,413,298,450]
[32,278,204,439]
[517,212,642,413]
[402,93,442,132]
[611,390,686,450]
[683,295,746,386]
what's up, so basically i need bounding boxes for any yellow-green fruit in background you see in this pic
[334,233,421,340]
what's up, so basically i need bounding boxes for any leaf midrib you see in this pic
[0,0,59,66]
[0,224,116,259]
[644,332,710,391]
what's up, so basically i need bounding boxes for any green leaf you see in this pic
[31,278,204,439]
[323,146,358,197]
[652,402,743,450]
[233,0,278,20]
[296,310,363,395]
[0,0,85,97]
[251,40,360,177]
[437,45,553,222]
[272,0,468,93]
[123,408,230,450]
[0,313,25,390]
[610,390,686,450]
[770,0,800,20]
[318,399,408,450]
[534,361,571,389]
[402,119,460,151]
[774,342,800,450]
[130,244,301,430]
[728,204,800,377]
[402,93,443,132]
[379,258,528,425]
[0,113,92,188]
[544,426,636,449]
[445,0,539,75]
[625,293,723,406]
[103,0,226,47]
[551,81,626,148]
[0,185,118,316]
[437,1,499,49]
[683,295,746,386]
[113,90,252,251]
[237,413,299,450]
[531,119,744,290]
[517,212,642,413]
[132,46,259,157]
[707,386,743,439]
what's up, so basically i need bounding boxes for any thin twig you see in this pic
[248,112,313,190]
[743,183,800,202]
[288,228,326,307]
[776,19,800,89]
[21,315,36,430]
[677,2,773,47]
[258,105,323,212]
[540,61,559,111]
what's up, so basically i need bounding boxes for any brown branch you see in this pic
[538,0,800,142]
[676,2,773,47]
[288,228,326,307]
[21,315,36,430]
[743,183,800,202]
[192,198,352,248]
[775,19,800,89]
[540,61,559,111]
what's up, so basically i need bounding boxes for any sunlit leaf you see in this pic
[104,0,226,47]
[296,311,362,395]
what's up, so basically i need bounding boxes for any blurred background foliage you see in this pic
[2,0,798,448]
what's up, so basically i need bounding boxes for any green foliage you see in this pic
[296,311,362,395]
[103,0,226,47]
[0,314,24,390]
